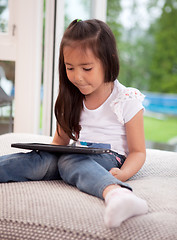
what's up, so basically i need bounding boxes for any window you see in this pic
[0,0,16,134]
[0,0,9,33]
[0,0,43,135]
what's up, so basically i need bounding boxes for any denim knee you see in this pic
[58,153,83,184]
[0,151,60,182]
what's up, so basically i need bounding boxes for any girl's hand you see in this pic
[109,168,125,182]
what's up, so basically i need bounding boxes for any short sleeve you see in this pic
[110,87,145,124]
[122,99,144,123]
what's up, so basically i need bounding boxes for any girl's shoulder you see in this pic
[110,81,145,124]
[113,81,145,102]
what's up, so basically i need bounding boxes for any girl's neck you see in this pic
[84,82,114,110]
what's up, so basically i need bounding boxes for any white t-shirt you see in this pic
[78,80,145,156]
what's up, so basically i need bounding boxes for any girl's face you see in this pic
[63,45,110,99]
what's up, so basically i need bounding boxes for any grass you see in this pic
[144,116,177,143]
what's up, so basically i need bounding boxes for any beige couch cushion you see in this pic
[0,133,177,239]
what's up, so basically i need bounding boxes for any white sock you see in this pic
[104,188,148,228]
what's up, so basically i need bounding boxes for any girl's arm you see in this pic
[109,109,146,182]
[52,125,70,146]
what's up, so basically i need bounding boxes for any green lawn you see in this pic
[144,116,177,143]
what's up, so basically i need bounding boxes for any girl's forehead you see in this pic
[63,45,96,59]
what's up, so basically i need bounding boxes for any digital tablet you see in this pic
[11,143,110,154]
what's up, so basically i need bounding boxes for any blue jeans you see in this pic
[0,151,60,182]
[0,150,131,199]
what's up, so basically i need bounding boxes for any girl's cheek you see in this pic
[66,73,72,81]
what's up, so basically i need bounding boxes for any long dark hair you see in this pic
[55,19,120,140]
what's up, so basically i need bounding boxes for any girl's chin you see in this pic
[78,87,92,95]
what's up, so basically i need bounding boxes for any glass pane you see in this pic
[0,60,15,134]
[0,0,9,33]
[65,0,91,28]
[106,0,177,152]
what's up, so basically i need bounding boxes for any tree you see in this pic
[106,0,177,93]
[106,0,122,41]
[149,0,177,93]
[106,0,153,90]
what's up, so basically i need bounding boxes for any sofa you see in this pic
[0,133,177,240]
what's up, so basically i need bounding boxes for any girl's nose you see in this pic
[75,70,83,82]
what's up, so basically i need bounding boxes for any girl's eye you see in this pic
[66,67,73,71]
[83,68,92,71]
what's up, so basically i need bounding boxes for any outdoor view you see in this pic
[0,0,15,135]
[0,0,177,152]
[0,0,8,33]
[105,0,177,151]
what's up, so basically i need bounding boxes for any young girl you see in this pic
[0,19,148,228]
